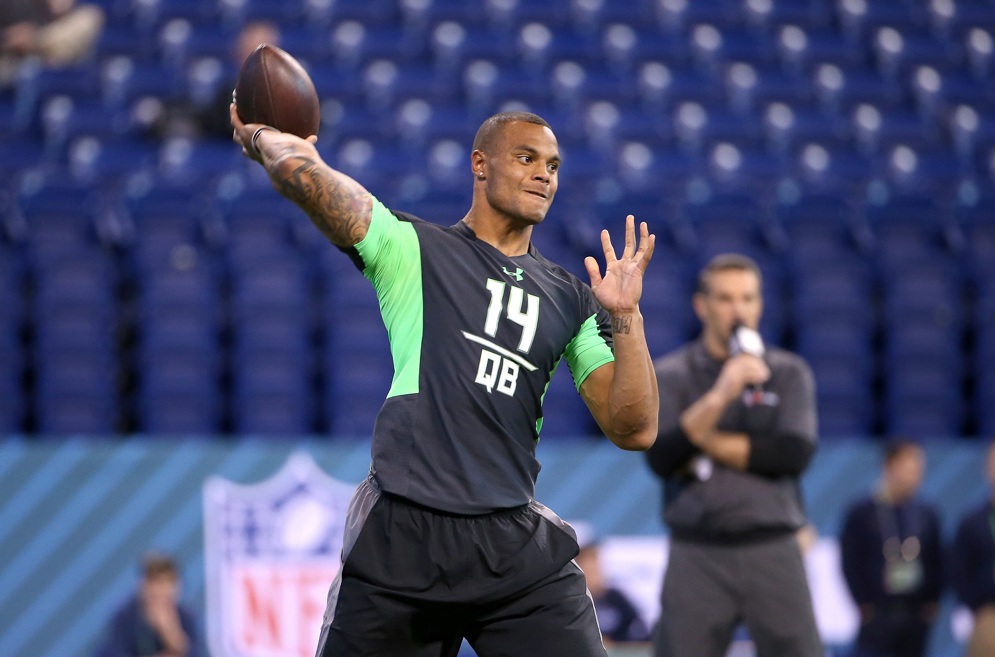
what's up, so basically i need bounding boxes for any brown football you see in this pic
[235,43,320,139]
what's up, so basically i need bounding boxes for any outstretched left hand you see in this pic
[584,215,656,315]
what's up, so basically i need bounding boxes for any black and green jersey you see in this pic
[346,196,615,514]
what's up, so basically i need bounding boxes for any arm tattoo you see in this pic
[612,315,632,335]
[268,151,371,247]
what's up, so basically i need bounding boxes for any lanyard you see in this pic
[876,500,921,562]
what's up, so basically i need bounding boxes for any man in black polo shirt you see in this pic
[645,253,822,657]
[232,106,659,656]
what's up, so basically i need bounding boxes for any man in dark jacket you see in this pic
[951,440,995,657]
[92,552,205,657]
[839,438,944,657]
[644,253,822,657]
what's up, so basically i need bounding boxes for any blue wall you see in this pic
[0,436,987,657]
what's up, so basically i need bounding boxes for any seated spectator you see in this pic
[150,20,280,140]
[92,552,206,657]
[0,0,104,86]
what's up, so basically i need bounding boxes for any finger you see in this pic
[635,223,657,271]
[584,256,603,287]
[600,229,617,264]
[229,102,244,131]
[621,214,636,260]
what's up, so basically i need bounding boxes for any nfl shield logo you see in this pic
[203,451,357,657]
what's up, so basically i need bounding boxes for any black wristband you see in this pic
[250,126,276,157]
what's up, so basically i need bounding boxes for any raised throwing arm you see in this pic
[231,103,372,247]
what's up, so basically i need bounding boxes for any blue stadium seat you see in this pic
[67,136,159,183]
[953,181,995,278]
[16,176,106,257]
[974,321,995,435]
[836,0,928,39]
[871,27,962,81]
[880,261,964,329]
[679,184,779,260]
[33,344,119,435]
[599,24,689,71]
[690,25,779,69]
[123,179,219,268]
[813,65,904,118]
[0,137,49,179]
[761,100,848,155]
[969,32,995,87]
[656,1,742,32]
[34,388,118,435]
[947,105,995,171]
[862,185,961,270]
[743,0,835,33]
[806,354,875,437]
[777,26,865,74]
[645,66,726,110]
[884,363,964,436]
[548,62,637,110]
[792,261,876,327]
[725,65,816,115]
[0,353,25,433]
[640,257,698,353]
[137,385,223,435]
[848,105,942,159]
[911,65,994,121]
[0,247,25,431]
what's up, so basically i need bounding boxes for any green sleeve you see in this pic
[564,313,614,390]
[352,195,423,397]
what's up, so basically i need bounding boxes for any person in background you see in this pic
[950,440,995,657]
[839,438,944,657]
[197,20,280,139]
[0,0,104,86]
[148,20,280,140]
[92,552,205,657]
[573,523,651,644]
[643,252,822,657]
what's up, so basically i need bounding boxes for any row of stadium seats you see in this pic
[0,170,993,438]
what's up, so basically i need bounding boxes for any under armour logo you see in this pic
[502,266,524,281]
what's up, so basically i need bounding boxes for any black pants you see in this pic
[850,605,931,657]
[315,476,607,657]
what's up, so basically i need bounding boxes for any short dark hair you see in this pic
[696,253,763,295]
[142,552,178,579]
[883,436,923,464]
[472,111,551,154]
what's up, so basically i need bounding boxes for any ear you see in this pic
[471,149,486,179]
[692,292,706,323]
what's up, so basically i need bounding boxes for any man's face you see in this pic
[886,445,925,501]
[480,121,559,226]
[693,269,763,346]
[141,572,180,606]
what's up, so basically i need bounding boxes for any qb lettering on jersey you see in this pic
[463,278,540,397]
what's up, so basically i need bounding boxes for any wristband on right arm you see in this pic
[250,126,277,158]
